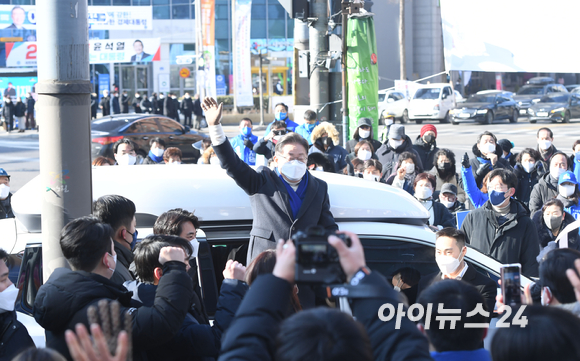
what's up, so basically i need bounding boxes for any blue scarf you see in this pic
[148,150,163,163]
[477,157,491,165]
[277,170,309,220]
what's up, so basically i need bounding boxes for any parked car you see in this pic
[565,84,580,92]
[513,83,568,117]
[408,83,456,124]
[378,90,410,124]
[527,93,580,123]
[91,114,204,163]
[449,91,519,125]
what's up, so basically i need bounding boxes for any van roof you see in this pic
[12,165,429,231]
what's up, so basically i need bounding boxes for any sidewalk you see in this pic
[0,129,39,139]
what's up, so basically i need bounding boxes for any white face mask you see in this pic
[436,250,464,276]
[389,138,404,149]
[280,160,307,182]
[550,167,566,180]
[359,129,371,139]
[357,149,372,161]
[538,139,552,150]
[415,186,433,200]
[117,154,136,166]
[363,173,380,182]
[404,163,415,174]
[107,253,117,273]
[522,162,535,174]
[0,284,18,312]
[441,200,455,209]
[189,238,199,259]
[210,157,221,166]
[480,142,495,154]
[559,184,576,197]
[151,147,164,157]
[0,184,9,199]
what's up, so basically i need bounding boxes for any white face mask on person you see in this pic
[522,162,535,174]
[415,187,433,200]
[107,253,117,273]
[280,160,307,182]
[363,173,380,182]
[359,129,370,139]
[404,163,415,174]
[151,148,164,157]
[550,167,566,180]
[480,142,495,154]
[189,238,199,259]
[538,139,552,150]
[441,200,455,209]
[559,184,576,198]
[436,249,465,276]
[389,138,403,149]
[0,184,9,199]
[357,149,372,161]
[117,154,136,166]
[0,284,18,312]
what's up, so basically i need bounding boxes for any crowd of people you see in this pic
[1,92,36,133]
[2,96,580,360]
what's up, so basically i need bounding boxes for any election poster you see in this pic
[200,0,217,99]
[233,0,253,106]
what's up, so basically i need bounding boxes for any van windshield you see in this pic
[414,88,441,100]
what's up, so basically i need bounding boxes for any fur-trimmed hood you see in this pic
[311,121,340,145]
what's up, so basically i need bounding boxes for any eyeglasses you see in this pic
[273,130,288,136]
[278,154,308,163]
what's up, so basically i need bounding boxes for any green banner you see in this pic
[346,15,379,139]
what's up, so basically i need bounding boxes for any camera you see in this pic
[292,226,351,284]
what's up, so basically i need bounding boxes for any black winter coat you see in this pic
[529,172,559,214]
[412,136,440,170]
[218,272,432,361]
[469,143,513,188]
[345,136,382,154]
[532,210,580,250]
[181,97,194,115]
[253,137,275,160]
[112,96,121,114]
[513,162,545,208]
[109,241,134,285]
[26,96,35,113]
[121,94,129,113]
[141,98,152,113]
[136,279,247,361]
[193,98,203,116]
[461,200,540,277]
[0,193,14,219]
[429,200,456,228]
[132,97,143,113]
[100,96,111,116]
[33,262,193,361]
[14,102,25,117]
[156,98,165,114]
[164,97,175,117]
[2,102,14,120]
[0,310,35,361]
[376,135,424,180]
[90,96,97,115]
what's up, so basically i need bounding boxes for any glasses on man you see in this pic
[278,154,308,163]
[273,130,288,136]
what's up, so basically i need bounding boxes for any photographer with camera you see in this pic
[218,230,431,361]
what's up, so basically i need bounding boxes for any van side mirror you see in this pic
[16,244,43,316]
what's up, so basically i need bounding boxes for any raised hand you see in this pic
[461,152,470,168]
[201,97,223,126]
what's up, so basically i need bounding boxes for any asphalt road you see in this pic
[1,119,578,192]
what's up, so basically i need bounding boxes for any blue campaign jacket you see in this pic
[230,133,259,166]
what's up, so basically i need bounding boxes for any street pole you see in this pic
[258,52,264,126]
[37,0,93,281]
[341,1,349,146]
[310,0,329,121]
[195,0,204,98]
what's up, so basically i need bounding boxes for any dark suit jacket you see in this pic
[213,140,338,264]
[130,52,151,62]
[417,264,497,318]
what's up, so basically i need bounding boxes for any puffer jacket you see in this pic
[469,143,513,189]
[0,310,35,360]
[529,172,559,214]
[376,135,424,180]
[532,210,580,262]
[412,136,439,171]
[513,161,545,208]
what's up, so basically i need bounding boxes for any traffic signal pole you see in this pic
[37,0,93,281]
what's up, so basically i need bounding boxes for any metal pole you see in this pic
[195,0,204,98]
[259,52,264,126]
[341,2,349,146]
[37,0,93,281]
[309,0,329,121]
[231,0,238,111]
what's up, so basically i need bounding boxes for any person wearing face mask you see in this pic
[254,121,288,161]
[390,267,421,304]
[113,138,141,166]
[0,168,14,219]
[417,228,497,318]
[467,131,513,189]
[163,147,183,165]
[571,139,580,176]
[310,122,348,173]
[202,97,337,276]
[143,137,166,164]
[428,148,466,204]
[362,159,383,182]
[111,91,121,114]
[201,146,222,166]
[346,140,378,176]
[556,171,580,220]
[411,173,455,230]
[412,124,440,171]
[2,96,14,132]
[435,183,466,222]
[376,124,423,180]
[34,217,193,361]
[512,148,544,208]
[461,169,540,277]
[294,110,319,145]
[230,118,258,165]
[497,138,517,168]
[345,117,382,154]
[264,103,298,134]
[386,151,422,194]
[99,90,111,116]
[536,127,558,167]
[529,152,569,214]
[93,195,138,285]
[533,199,580,262]
[0,248,35,359]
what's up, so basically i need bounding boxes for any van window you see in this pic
[443,87,452,96]
[414,88,441,100]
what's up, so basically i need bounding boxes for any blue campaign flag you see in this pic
[456,210,471,229]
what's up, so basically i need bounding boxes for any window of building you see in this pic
[112,0,131,5]
[172,4,190,18]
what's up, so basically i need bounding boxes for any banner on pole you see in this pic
[200,0,217,99]
[346,15,379,139]
[233,0,253,107]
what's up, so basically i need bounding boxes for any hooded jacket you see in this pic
[532,210,580,262]
[346,134,382,155]
[469,143,513,188]
[413,136,440,171]
[513,161,545,207]
[460,200,540,277]
[376,135,424,180]
[33,262,193,361]
[0,310,35,361]
[529,172,560,214]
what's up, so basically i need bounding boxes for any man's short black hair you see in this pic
[240,117,253,125]
[133,235,192,284]
[436,227,466,248]
[93,195,136,233]
[271,120,287,130]
[113,138,137,154]
[149,137,166,148]
[539,248,580,304]
[133,39,143,46]
[476,131,497,144]
[274,102,289,111]
[549,151,569,169]
[60,217,113,272]
[0,248,11,268]
[275,132,309,155]
[276,308,373,361]
[304,110,317,122]
[417,280,487,352]
[537,127,553,139]
[515,148,541,164]
[487,168,518,190]
[153,208,200,236]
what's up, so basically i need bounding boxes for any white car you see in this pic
[408,83,456,124]
[378,90,410,124]
[7,166,533,344]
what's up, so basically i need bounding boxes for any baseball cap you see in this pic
[358,117,372,128]
[0,168,10,178]
[440,183,457,196]
[559,171,578,185]
[388,124,405,140]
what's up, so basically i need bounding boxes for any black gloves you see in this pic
[475,163,491,185]
[244,139,255,149]
[461,152,470,168]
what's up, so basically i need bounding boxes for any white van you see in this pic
[408,83,456,124]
